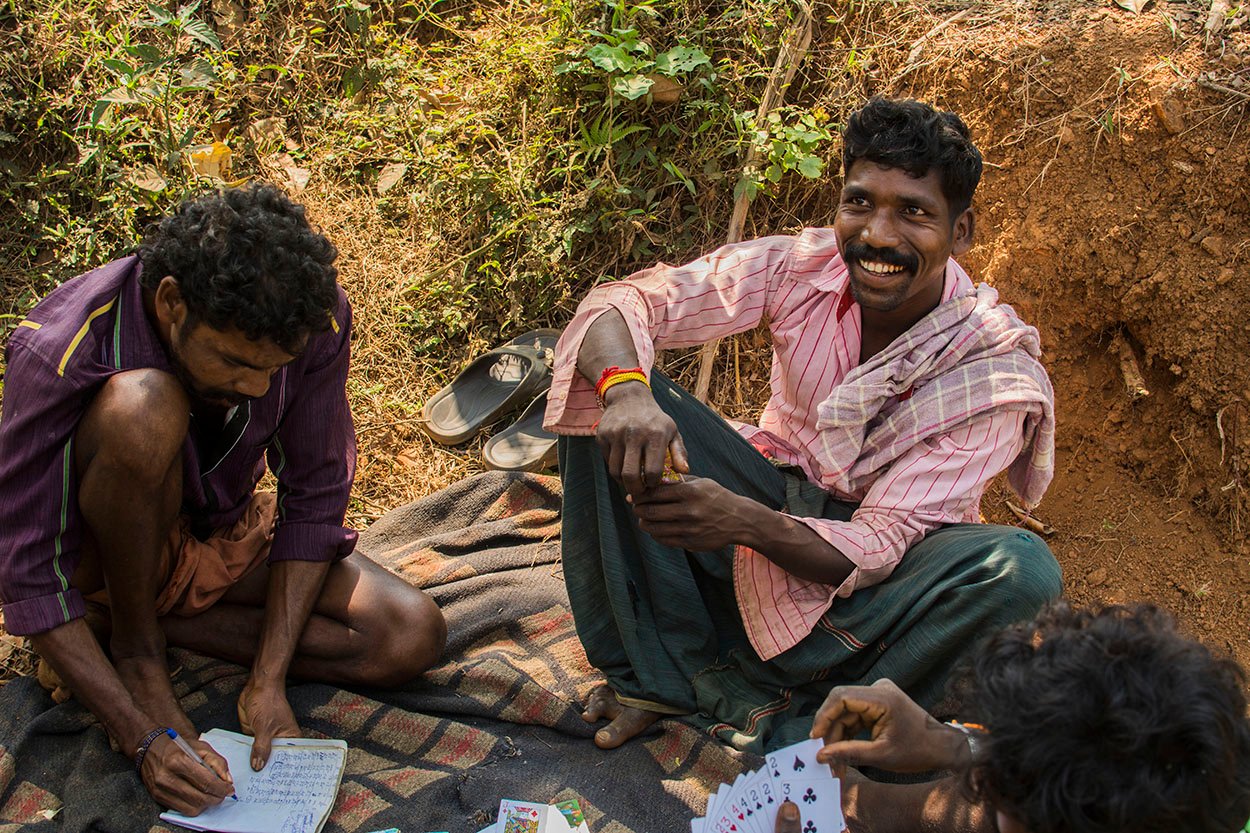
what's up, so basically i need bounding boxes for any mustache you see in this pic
[198,389,249,407]
[844,242,918,273]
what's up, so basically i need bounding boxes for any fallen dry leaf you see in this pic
[212,0,247,39]
[1114,0,1150,12]
[186,141,232,181]
[647,73,684,105]
[377,162,407,194]
[128,164,167,193]
[246,117,287,152]
[264,152,311,192]
[395,447,423,471]
[0,633,22,664]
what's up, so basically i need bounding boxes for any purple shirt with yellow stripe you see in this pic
[0,256,358,636]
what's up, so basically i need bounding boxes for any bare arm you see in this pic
[585,309,855,583]
[32,620,234,814]
[32,620,166,763]
[846,777,993,833]
[575,306,645,385]
[576,308,689,495]
[240,559,331,769]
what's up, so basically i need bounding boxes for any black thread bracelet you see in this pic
[133,726,171,772]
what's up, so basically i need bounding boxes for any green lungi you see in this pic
[558,373,1062,753]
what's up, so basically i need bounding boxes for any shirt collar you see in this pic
[111,256,174,375]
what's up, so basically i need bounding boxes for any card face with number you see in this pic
[498,799,546,833]
[765,738,826,781]
[773,776,845,833]
[748,774,778,818]
[723,793,754,833]
[714,774,745,825]
[728,770,769,833]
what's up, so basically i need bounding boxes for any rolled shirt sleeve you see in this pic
[544,237,798,434]
[735,409,1029,660]
[265,290,359,563]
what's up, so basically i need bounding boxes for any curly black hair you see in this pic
[954,602,1250,833]
[842,97,983,217]
[138,183,339,353]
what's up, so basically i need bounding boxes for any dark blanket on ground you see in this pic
[0,472,756,833]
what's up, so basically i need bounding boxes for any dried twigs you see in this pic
[1005,501,1056,536]
[1113,331,1149,401]
[1206,0,1232,45]
[893,8,974,83]
[693,0,813,402]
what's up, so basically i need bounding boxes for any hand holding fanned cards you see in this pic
[691,739,847,833]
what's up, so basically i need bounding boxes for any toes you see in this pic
[593,708,661,749]
[582,685,619,722]
[594,724,627,749]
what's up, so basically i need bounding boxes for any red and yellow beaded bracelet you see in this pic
[595,365,649,408]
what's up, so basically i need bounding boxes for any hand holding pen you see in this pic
[166,729,238,801]
[136,727,235,816]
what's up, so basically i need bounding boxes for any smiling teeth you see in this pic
[860,260,905,274]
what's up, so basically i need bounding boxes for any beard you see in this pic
[842,241,920,312]
[167,340,248,409]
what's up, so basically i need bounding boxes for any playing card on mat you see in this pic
[714,774,746,825]
[747,771,779,819]
[705,784,726,827]
[498,799,547,833]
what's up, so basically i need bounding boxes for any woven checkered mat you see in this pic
[0,471,755,832]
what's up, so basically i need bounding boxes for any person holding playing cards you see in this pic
[543,97,1061,752]
[777,602,1250,833]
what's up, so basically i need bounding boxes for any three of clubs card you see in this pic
[691,739,847,833]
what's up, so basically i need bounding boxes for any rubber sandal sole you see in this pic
[421,328,560,446]
[482,390,559,472]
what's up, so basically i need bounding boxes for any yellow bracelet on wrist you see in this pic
[596,371,649,408]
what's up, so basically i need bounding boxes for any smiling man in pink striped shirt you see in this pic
[544,97,1061,752]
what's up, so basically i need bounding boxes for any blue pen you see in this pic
[166,729,239,801]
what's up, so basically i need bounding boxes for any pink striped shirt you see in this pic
[545,229,1037,659]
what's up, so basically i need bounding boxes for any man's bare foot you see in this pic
[581,685,663,749]
[114,654,196,737]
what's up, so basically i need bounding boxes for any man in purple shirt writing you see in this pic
[0,184,445,814]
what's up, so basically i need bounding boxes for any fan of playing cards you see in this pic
[475,798,590,833]
[692,739,847,833]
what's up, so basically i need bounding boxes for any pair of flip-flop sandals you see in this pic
[420,329,562,472]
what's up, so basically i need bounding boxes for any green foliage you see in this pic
[565,24,712,103]
[91,2,224,181]
[1,0,841,355]
[735,107,833,202]
[0,0,225,286]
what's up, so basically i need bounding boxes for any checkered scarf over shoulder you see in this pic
[816,283,1055,509]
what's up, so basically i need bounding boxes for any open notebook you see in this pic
[160,729,347,833]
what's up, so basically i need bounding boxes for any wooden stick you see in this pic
[1113,331,1149,401]
[693,0,813,402]
[1198,77,1250,103]
[1005,501,1056,536]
